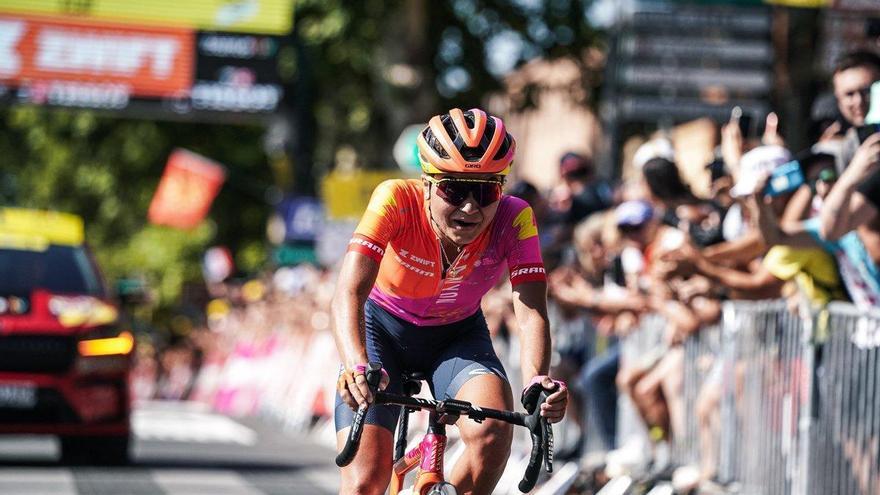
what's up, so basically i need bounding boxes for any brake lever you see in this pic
[543,417,554,473]
[335,362,383,467]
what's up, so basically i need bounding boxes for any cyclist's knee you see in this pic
[340,466,390,495]
[337,425,392,495]
[462,419,513,461]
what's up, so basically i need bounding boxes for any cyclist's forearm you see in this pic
[331,252,379,368]
[331,289,369,368]
[511,282,552,382]
[517,313,551,383]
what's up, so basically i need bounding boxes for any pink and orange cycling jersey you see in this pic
[348,179,546,326]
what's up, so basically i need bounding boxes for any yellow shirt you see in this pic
[762,246,844,307]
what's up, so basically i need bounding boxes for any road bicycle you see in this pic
[336,363,555,495]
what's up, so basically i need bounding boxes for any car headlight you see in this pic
[49,295,119,328]
[78,330,134,357]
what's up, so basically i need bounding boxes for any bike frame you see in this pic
[389,410,448,495]
[380,377,527,495]
[336,363,554,494]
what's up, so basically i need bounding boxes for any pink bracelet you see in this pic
[523,375,566,392]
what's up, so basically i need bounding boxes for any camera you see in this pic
[764,160,804,197]
[856,123,880,144]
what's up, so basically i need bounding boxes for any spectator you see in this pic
[832,50,880,170]
[557,152,615,224]
[706,159,734,210]
[549,212,634,453]
[668,145,842,303]
[833,50,880,131]
[544,152,614,267]
[819,132,880,249]
[754,149,880,309]
[598,200,702,475]
[641,156,726,248]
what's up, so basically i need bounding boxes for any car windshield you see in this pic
[0,245,104,296]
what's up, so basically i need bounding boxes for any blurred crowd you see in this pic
[131,48,880,494]
[491,48,880,493]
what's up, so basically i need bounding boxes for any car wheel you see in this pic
[60,435,130,466]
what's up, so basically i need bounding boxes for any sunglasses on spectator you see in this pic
[425,176,504,207]
[809,168,838,189]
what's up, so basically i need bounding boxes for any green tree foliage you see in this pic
[0,107,269,306]
[0,0,602,317]
[294,0,601,169]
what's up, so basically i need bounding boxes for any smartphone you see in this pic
[866,80,880,126]
[739,114,753,138]
[764,160,805,197]
[730,106,752,138]
[857,123,880,144]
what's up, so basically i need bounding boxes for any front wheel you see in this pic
[426,482,457,495]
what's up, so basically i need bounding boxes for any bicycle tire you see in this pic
[425,482,457,495]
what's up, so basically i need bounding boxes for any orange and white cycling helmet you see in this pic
[417,108,516,176]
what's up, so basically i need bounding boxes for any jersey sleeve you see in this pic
[505,200,547,285]
[348,180,402,263]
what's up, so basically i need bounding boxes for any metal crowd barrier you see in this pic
[809,302,880,495]
[616,300,880,495]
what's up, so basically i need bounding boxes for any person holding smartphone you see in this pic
[830,50,880,172]
[820,132,880,252]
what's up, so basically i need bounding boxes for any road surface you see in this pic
[0,400,339,494]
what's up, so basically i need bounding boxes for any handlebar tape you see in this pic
[517,389,554,492]
[334,362,383,467]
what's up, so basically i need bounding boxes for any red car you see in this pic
[0,208,133,464]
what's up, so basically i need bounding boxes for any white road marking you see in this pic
[133,401,257,445]
[0,468,77,495]
[302,464,339,492]
[152,469,264,495]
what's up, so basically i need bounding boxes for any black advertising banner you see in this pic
[167,31,283,115]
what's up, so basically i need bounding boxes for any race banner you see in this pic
[186,31,283,113]
[148,149,226,229]
[0,14,194,107]
[0,0,295,35]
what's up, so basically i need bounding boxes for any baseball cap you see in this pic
[615,200,653,227]
[559,152,592,177]
[633,138,675,170]
[730,145,793,197]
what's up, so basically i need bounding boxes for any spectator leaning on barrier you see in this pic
[641,156,726,249]
[745,166,846,311]
[666,145,837,304]
[757,136,880,309]
[549,212,637,452]
[609,200,704,475]
[820,131,880,255]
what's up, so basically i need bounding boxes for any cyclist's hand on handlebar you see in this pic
[521,376,568,423]
[337,364,390,410]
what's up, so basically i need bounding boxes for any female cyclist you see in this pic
[332,108,568,495]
